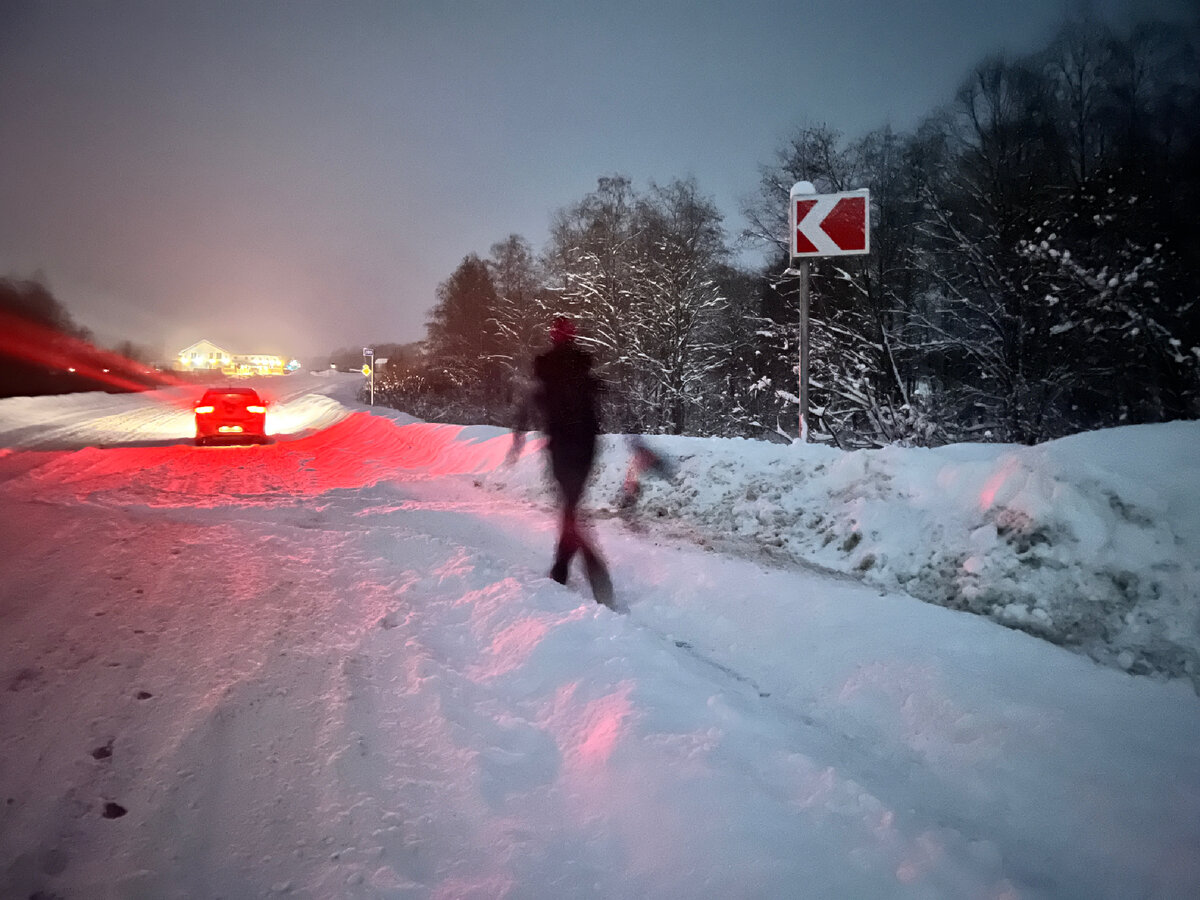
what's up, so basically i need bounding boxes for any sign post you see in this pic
[787,182,870,442]
[797,258,811,443]
[363,347,374,406]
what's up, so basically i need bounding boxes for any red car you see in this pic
[194,387,268,445]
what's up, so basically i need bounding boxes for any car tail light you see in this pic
[194,405,215,414]
[246,405,266,414]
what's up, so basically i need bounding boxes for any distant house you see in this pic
[177,339,232,371]
[176,340,286,376]
[229,353,287,376]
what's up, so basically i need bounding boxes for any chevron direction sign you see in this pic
[789,186,870,258]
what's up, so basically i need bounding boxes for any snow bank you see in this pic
[493,422,1200,688]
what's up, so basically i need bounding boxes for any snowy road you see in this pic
[1,376,1198,899]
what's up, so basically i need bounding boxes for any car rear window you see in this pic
[202,390,262,405]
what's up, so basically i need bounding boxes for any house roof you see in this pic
[178,339,232,357]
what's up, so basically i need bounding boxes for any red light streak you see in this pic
[0,309,186,395]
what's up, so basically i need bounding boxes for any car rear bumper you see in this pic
[195,416,266,442]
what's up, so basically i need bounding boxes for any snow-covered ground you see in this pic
[1,372,1197,899]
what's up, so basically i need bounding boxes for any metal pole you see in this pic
[798,259,810,443]
[370,366,375,406]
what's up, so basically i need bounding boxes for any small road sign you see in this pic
[790,187,870,258]
[361,364,371,376]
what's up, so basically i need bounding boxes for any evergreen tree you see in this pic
[423,254,504,421]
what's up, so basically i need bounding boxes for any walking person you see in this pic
[508,316,614,607]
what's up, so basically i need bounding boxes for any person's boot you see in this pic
[582,549,614,609]
[549,558,569,585]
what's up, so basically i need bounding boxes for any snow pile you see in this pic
[493,423,1200,687]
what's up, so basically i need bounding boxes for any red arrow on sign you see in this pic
[790,188,870,258]
[822,196,867,251]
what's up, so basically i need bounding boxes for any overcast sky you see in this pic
[0,0,1190,361]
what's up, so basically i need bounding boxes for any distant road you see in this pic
[0,372,360,450]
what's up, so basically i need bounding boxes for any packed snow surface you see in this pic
[1,372,1197,899]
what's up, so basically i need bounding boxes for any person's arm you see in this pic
[506,380,535,465]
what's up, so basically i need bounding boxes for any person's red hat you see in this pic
[550,316,576,344]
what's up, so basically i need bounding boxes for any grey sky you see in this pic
[0,0,1189,360]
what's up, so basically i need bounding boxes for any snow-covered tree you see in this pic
[623,178,730,434]
[545,175,735,433]
[545,175,641,410]
[1015,179,1199,427]
[907,21,1200,441]
[485,234,548,406]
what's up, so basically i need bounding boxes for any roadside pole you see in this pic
[363,346,375,406]
[787,181,870,443]
[797,258,811,443]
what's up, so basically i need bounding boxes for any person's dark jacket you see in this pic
[531,342,599,445]
[508,339,602,475]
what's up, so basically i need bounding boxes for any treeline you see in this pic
[386,15,1200,445]
[325,343,422,373]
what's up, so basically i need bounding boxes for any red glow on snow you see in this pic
[0,309,186,394]
[481,617,550,678]
[577,695,629,765]
[548,681,636,769]
[978,473,1003,509]
[10,412,536,507]
[978,456,1021,510]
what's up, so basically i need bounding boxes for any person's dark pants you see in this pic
[548,438,613,606]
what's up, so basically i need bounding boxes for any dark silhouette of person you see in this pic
[509,316,614,607]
